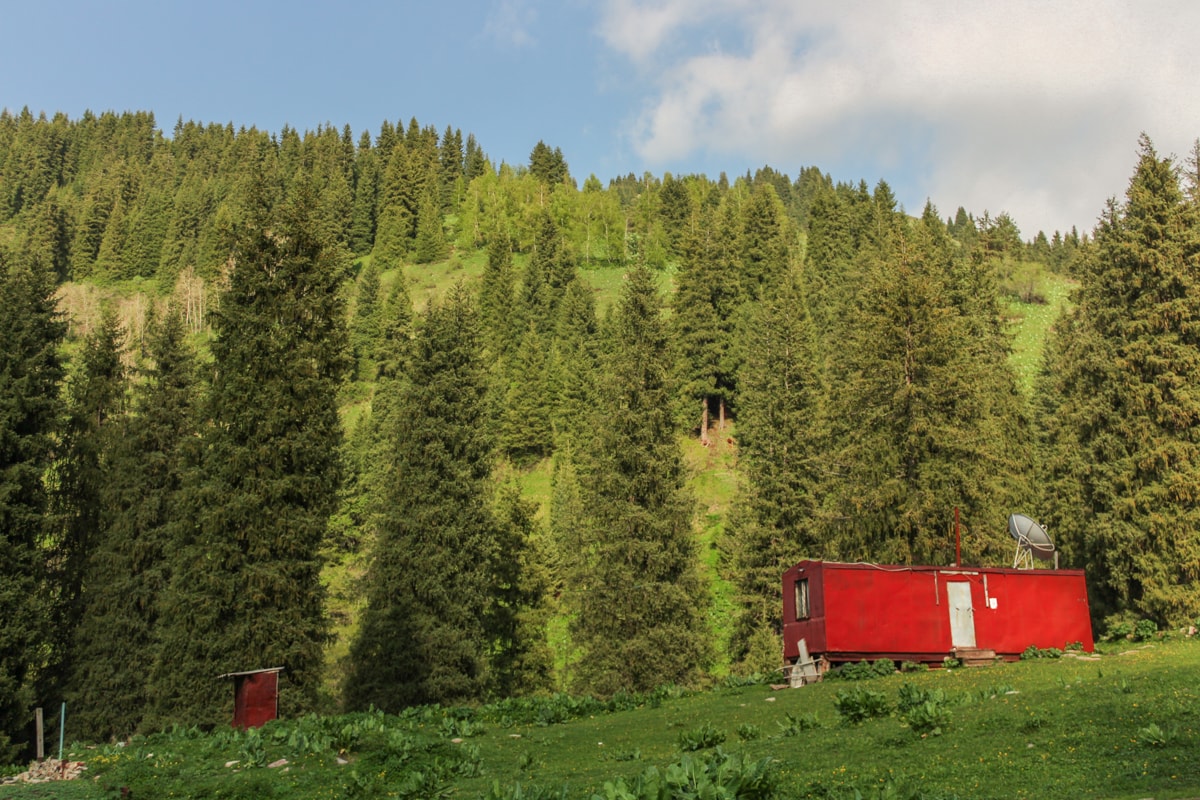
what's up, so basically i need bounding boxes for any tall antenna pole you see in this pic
[954,507,961,567]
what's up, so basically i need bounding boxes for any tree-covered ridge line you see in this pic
[2,106,1192,767]
[0,107,1080,293]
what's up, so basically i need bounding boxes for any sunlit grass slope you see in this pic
[16,638,1199,799]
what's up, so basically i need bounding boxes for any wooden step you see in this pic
[952,647,997,667]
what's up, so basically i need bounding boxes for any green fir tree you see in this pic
[66,307,198,740]
[350,260,384,381]
[346,285,498,709]
[0,251,65,761]
[478,226,517,361]
[548,275,599,448]
[569,264,711,695]
[499,323,554,464]
[487,480,554,697]
[724,272,824,672]
[348,131,379,255]
[1041,136,1200,625]
[820,202,1024,565]
[46,307,129,692]
[737,182,792,299]
[413,188,448,264]
[673,202,741,439]
[148,177,351,727]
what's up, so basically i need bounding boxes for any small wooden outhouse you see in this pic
[217,667,284,729]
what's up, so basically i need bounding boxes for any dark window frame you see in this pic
[795,578,810,620]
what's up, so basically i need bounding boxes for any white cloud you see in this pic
[597,0,729,62]
[597,0,1200,234]
[484,0,538,48]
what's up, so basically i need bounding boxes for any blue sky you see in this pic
[3,0,1198,237]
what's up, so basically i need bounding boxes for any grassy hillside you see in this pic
[47,251,1074,704]
[1004,270,1075,393]
[9,637,1198,799]
[682,428,740,675]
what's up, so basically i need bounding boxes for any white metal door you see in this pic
[947,582,976,648]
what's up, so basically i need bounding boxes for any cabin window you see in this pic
[794,578,810,620]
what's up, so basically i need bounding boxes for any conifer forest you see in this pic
[1,108,1199,759]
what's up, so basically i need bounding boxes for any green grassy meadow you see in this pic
[8,638,1199,799]
[682,428,741,676]
[1004,271,1075,393]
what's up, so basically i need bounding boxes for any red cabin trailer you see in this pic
[782,561,1093,673]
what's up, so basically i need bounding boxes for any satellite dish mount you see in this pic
[1008,513,1057,570]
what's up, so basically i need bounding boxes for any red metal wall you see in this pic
[783,561,1093,663]
[782,561,825,656]
[232,671,279,730]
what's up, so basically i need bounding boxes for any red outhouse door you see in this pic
[218,667,283,730]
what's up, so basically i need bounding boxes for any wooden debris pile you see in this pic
[1,758,87,784]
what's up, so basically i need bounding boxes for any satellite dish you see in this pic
[1008,513,1056,569]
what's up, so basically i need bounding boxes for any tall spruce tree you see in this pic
[0,251,65,762]
[737,182,792,300]
[487,480,554,698]
[465,133,488,183]
[413,187,448,264]
[673,202,741,439]
[498,323,554,464]
[541,210,577,315]
[438,125,465,212]
[46,307,128,693]
[376,274,414,384]
[820,204,1024,565]
[1040,136,1200,625]
[148,176,350,727]
[330,276,415,657]
[478,225,517,361]
[658,173,693,256]
[569,263,710,695]
[373,143,417,265]
[520,210,575,337]
[529,140,569,188]
[724,272,825,672]
[517,228,551,337]
[122,160,174,280]
[348,131,379,255]
[548,449,586,598]
[804,183,867,353]
[548,275,599,448]
[20,190,72,283]
[346,284,499,710]
[350,260,384,381]
[66,306,198,740]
